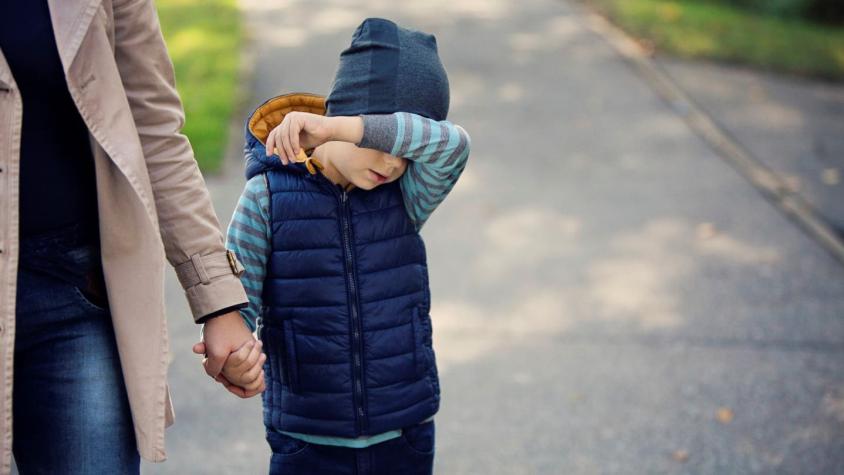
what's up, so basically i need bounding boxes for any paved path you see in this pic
[142,0,844,473]
[658,57,844,236]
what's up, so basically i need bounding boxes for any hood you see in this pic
[326,18,449,121]
[244,93,326,180]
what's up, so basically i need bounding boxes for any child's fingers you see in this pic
[240,339,264,370]
[226,340,254,368]
[290,115,301,157]
[271,126,283,160]
[277,119,288,164]
[242,373,265,392]
[281,118,295,165]
[276,125,288,165]
[266,127,276,157]
[243,368,266,391]
[237,380,264,398]
[244,353,267,381]
[241,364,265,391]
[245,380,266,397]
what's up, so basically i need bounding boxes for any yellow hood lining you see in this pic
[248,92,326,145]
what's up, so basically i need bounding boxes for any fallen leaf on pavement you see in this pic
[717,407,734,424]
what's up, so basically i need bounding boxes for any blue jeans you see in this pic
[12,228,139,474]
[267,421,435,475]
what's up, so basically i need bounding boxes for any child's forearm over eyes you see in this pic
[226,176,272,332]
[358,112,471,229]
[357,113,470,164]
[329,116,365,145]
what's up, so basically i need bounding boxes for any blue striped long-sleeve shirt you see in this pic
[225,112,469,448]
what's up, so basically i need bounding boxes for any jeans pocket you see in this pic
[267,430,310,456]
[71,285,108,314]
[400,421,435,456]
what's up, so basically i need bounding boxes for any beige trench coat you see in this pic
[0,0,249,471]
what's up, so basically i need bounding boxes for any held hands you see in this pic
[192,311,266,398]
[266,112,363,165]
[220,339,266,391]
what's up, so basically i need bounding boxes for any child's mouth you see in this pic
[369,170,388,184]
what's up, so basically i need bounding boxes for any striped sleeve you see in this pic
[225,175,271,331]
[358,112,471,230]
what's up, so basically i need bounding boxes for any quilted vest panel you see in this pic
[257,166,440,437]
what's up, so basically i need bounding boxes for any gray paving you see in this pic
[658,57,844,235]
[141,0,844,473]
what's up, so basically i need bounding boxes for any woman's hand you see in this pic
[265,113,363,165]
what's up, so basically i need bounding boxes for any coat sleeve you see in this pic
[111,0,248,321]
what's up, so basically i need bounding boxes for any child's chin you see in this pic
[355,179,379,190]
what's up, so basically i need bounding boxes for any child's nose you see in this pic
[384,154,402,168]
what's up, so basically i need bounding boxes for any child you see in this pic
[222,18,470,474]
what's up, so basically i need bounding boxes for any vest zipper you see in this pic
[340,190,367,432]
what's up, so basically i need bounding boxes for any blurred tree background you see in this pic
[150,0,843,174]
[586,0,844,80]
[702,0,844,24]
[157,0,242,172]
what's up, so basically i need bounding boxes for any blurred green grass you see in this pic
[587,0,844,80]
[157,0,242,172]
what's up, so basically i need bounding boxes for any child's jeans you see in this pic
[267,420,435,475]
[11,226,139,474]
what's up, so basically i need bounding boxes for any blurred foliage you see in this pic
[157,0,242,172]
[698,0,844,25]
[589,0,844,80]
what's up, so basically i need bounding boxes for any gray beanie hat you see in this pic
[325,18,450,121]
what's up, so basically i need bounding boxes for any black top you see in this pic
[0,0,99,240]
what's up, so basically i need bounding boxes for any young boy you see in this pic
[221,18,470,474]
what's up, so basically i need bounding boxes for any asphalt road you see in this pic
[141,0,844,473]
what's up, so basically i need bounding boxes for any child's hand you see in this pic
[219,339,266,396]
[266,112,363,165]
[266,112,334,165]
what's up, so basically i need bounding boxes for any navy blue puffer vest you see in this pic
[244,95,440,437]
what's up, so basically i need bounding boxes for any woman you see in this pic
[0,0,260,473]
